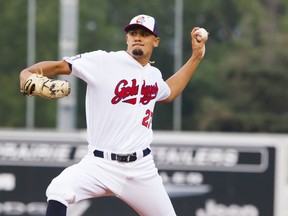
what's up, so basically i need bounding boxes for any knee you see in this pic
[46,178,75,206]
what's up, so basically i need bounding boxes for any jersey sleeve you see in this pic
[154,68,171,102]
[63,50,105,84]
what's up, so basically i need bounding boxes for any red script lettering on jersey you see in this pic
[111,79,158,105]
[140,80,158,105]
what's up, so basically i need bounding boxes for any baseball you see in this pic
[196,28,208,42]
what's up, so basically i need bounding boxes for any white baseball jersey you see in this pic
[64,50,171,154]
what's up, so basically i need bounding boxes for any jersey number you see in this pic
[142,109,153,129]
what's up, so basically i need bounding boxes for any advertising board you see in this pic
[0,130,286,216]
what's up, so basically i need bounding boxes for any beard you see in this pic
[132,48,144,56]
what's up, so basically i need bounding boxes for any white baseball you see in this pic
[196,28,208,42]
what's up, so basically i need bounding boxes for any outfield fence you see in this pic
[0,129,287,216]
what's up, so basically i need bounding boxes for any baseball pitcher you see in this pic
[19,14,208,216]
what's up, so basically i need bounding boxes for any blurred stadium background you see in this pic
[1,0,288,215]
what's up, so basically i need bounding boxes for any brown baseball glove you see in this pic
[21,74,71,99]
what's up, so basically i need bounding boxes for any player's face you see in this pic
[126,28,160,64]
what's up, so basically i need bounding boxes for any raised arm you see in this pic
[19,60,71,89]
[162,27,208,103]
[19,60,72,99]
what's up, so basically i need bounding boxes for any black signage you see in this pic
[0,138,281,216]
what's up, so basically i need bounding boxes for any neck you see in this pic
[127,51,151,66]
[135,57,149,66]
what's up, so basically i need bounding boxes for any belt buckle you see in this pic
[116,154,137,162]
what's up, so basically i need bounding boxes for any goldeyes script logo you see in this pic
[111,79,158,105]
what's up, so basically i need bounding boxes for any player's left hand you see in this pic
[191,27,208,59]
[21,73,71,99]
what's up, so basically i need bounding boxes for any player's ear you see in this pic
[125,34,129,44]
[153,37,160,48]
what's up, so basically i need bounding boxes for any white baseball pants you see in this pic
[46,154,176,216]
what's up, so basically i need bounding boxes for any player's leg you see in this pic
[121,175,176,216]
[118,155,177,216]
[46,200,67,216]
[45,155,113,215]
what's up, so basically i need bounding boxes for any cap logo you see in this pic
[135,16,145,25]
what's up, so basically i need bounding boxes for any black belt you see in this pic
[93,148,151,163]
